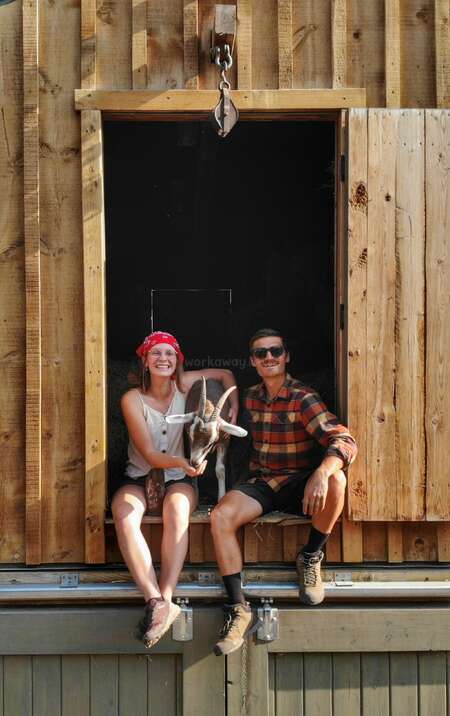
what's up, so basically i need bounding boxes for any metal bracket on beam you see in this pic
[257,598,279,642]
[60,574,79,588]
[172,598,193,641]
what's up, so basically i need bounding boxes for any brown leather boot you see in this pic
[213,603,256,656]
[296,550,325,605]
[135,598,181,648]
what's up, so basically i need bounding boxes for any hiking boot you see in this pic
[213,602,257,656]
[296,550,325,605]
[135,598,181,648]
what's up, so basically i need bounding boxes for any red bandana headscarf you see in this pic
[136,331,185,364]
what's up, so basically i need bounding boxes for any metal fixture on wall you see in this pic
[210,4,239,138]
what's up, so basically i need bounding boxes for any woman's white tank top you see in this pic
[125,386,186,483]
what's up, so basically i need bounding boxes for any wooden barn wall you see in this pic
[0,0,449,566]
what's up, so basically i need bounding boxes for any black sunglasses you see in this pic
[251,345,285,360]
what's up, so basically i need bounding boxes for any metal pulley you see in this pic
[210,44,239,138]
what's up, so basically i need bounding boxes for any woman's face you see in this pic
[145,342,178,378]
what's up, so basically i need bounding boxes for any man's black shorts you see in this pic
[233,469,314,515]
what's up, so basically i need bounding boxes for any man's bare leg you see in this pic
[210,490,263,576]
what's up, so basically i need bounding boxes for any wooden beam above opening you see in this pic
[75,88,366,113]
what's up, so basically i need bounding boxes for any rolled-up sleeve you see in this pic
[299,391,357,469]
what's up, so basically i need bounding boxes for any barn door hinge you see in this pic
[173,598,193,641]
[257,598,279,642]
[59,574,79,588]
[340,154,346,183]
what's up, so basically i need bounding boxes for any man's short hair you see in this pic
[249,328,287,352]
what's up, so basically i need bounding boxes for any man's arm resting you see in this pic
[302,455,345,516]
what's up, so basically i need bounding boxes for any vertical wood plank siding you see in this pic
[425,110,450,520]
[1,1,450,566]
[23,0,42,565]
[0,1,26,564]
[347,109,447,522]
[39,0,85,564]
[133,0,148,89]
[183,0,199,89]
[82,0,105,564]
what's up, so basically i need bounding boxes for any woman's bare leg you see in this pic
[159,482,197,602]
[112,484,161,602]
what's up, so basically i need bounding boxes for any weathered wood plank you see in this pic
[347,0,385,107]
[403,523,437,561]
[81,0,96,88]
[148,0,184,90]
[418,652,448,715]
[282,525,298,562]
[425,109,450,520]
[401,0,435,107]
[325,522,341,562]
[0,0,26,565]
[385,0,401,107]
[332,653,360,716]
[237,0,252,89]
[304,654,332,715]
[198,0,237,90]
[437,524,450,562]
[244,524,259,563]
[245,642,270,715]
[90,655,118,716]
[82,109,106,563]
[347,108,368,520]
[183,612,225,716]
[188,523,204,562]
[278,0,293,89]
[363,523,387,561]
[23,0,41,566]
[331,0,347,88]
[3,657,32,716]
[270,607,450,653]
[395,109,425,520]
[118,655,147,716]
[61,656,90,716]
[390,653,419,716]
[435,0,450,108]
[252,0,278,89]
[361,653,389,714]
[293,0,332,89]
[183,0,199,89]
[39,0,85,564]
[75,88,366,111]
[96,0,132,89]
[32,656,61,716]
[274,654,303,715]
[341,517,363,562]
[387,524,403,562]
[133,0,148,89]
[366,109,397,520]
[148,655,180,716]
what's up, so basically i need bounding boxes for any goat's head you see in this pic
[165,376,247,468]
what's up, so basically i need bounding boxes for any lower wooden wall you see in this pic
[105,519,450,564]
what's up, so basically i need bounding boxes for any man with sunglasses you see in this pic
[210,328,357,656]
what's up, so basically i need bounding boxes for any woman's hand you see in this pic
[177,457,207,477]
[228,405,238,425]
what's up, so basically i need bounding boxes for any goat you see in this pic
[165,376,247,501]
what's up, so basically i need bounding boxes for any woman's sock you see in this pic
[300,526,330,555]
[222,572,246,605]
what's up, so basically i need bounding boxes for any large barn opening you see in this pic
[104,119,336,502]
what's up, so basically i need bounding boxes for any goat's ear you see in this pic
[165,412,196,424]
[219,421,248,438]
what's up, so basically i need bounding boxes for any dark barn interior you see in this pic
[104,120,336,500]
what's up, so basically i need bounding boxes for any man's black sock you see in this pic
[300,526,330,555]
[222,572,246,605]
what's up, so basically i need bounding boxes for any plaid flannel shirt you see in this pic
[242,374,357,491]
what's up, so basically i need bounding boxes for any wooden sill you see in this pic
[105,506,311,527]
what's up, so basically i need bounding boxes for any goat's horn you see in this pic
[197,376,207,419]
[211,385,236,421]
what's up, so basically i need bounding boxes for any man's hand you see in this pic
[302,470,329,516]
